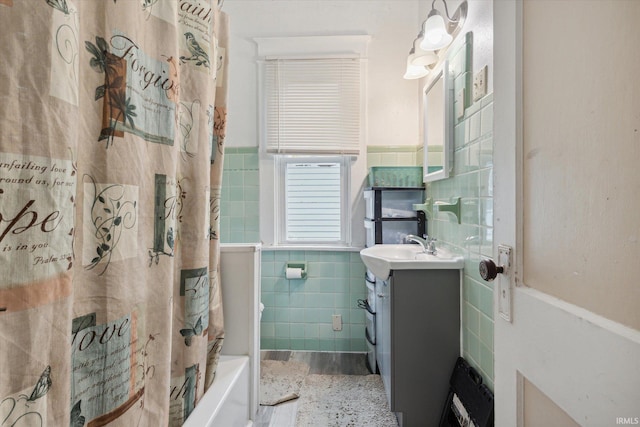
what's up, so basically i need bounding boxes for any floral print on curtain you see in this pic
[0,1,229,425]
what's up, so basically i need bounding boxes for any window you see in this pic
[256,36,369,248]
[276,156,350,245]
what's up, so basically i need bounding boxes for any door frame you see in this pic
[493,1,640,425]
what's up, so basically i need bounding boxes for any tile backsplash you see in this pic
[260,250,367,352]
[367,145,421,167]
[220,149,368,352]
[428,91,495,390]
[220,147,260,243]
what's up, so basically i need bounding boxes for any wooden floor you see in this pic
[254,351,371,427]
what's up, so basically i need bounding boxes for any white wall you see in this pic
[224,0,424,148]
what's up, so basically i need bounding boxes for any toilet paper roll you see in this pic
[285,267,303,279]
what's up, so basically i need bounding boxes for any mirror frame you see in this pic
[422,60,453,183]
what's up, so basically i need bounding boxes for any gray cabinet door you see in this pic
[389,269,460,427]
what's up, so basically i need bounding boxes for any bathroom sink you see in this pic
[360,244,464,280]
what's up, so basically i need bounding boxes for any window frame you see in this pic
[275,155,352,247]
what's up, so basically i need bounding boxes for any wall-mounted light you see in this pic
[403,46,430,80]
[421,7,452,51]
[403,30,439,80]
[412,31,439,66]
[404,0,467,78]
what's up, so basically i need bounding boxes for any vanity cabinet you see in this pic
[375,269,460,427]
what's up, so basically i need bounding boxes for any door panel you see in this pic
[493,1,640,425]
[522,0,640,330]
[523,378,579,427]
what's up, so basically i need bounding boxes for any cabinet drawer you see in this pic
[364,188,425,219]
[366,274,376,312]
[365,335,377,374]
[365,311,376,343]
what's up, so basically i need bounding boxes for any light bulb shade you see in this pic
[420,12,453,51]
[403,55,429,80]
[410,47,438,66]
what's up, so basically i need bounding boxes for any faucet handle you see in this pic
[426,236,437,254]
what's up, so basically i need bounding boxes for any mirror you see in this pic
[423,60,453,183]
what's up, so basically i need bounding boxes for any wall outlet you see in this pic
[473,65,488,102]
[332,314,342,331]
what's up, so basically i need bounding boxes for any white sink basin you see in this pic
[360,244,464,280]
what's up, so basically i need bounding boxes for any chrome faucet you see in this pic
[404,234,437,255]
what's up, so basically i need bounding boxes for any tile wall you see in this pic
[220,147,260,243]
[260,250,367,351]
[425,37,495,388]
[220,148,368,352]
[367,145,420,167]
[366,144,440,171]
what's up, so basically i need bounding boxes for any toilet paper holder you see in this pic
[285,261,308,279]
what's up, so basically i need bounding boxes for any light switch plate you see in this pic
[497,244,512,322]
[456,89,465,119]
[332,314,342,331]
[473,65,488,102]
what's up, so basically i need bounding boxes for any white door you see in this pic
[493,1,640,426]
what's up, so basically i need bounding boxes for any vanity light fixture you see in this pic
[411,31,439,67]
[404,0,467,79]
[403,46,430,80]
[421,7,452,50]
[403,30,438,80]
[421,0,467,51]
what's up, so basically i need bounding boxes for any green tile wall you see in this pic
[367,145,421,167]
[220,147,260,243]
[221,147,369,353]
[260,250,367,352]
[427,38,495,390]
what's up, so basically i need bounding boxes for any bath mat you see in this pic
[260,359,310,406]
[295,374,398,426]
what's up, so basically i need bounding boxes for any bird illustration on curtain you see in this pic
[182,32,210,68]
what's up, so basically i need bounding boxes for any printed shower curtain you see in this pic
[0,1,229,425]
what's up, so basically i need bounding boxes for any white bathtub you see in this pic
[184,243,261,427]
[183,355,252,427]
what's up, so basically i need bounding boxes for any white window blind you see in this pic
[265,58,361,154]
[284,161,343,243]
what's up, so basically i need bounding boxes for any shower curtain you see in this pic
[0,1,229,425]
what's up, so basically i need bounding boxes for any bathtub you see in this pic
[184,243,261,427]
[183,355,251,427]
